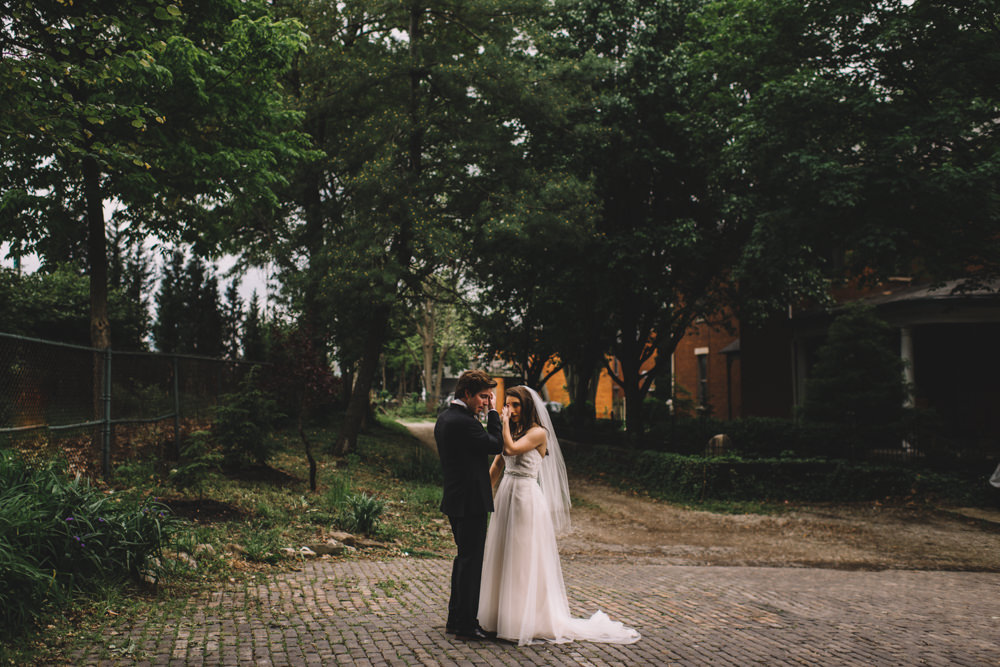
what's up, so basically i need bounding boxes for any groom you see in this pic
[435,369,503,640]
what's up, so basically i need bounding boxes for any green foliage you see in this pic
[213,369,283,467]
[0,452,174,638]
[344,493,385,536]
[324,473,351,510]
[240,522,283,564]
[801,303,905,449]
[389,445,443,486]
[568,443,993,506]
[153,250,226,356]
[0,266,148,347]
[168,430,222,490]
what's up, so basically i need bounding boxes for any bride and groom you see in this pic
[435,369,640,646]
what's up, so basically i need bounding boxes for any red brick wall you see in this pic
[673,318,741,419]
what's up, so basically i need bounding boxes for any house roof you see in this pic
[859,278,1000,307]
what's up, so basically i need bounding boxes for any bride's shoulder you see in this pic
[525,424,547,443]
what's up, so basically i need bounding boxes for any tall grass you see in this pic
[0,452,175,637]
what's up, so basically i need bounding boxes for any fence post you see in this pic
[102,347,112,479]
[173,355,181,459]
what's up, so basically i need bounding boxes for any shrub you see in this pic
[344,493,385,535]
[800,303,905,448]
[241,522,283,564]
[0,452,174,637]
[214,367,283,467]
[565,442,992,505]
[168,430,222,490]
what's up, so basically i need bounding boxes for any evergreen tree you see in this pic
[116,243,154,350]
[801,303,905,450]
[153,250,186,353]
[221,280,244,360]
[195,270,223,357]
[242,291,268,361]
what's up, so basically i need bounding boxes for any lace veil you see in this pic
[522,386,572,536]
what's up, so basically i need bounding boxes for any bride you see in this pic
[477,386,640,646]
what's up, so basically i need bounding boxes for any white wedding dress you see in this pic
[478,448,640,646]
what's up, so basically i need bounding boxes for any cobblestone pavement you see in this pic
[71,554,1000,666]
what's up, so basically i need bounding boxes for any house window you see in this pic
[696,350,709,407]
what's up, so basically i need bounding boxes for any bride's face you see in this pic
[505,396,522,423]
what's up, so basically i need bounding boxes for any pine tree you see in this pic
[801,303,905,450]
[153,250,187,353]
[221,280,244,360]
[242,291,268,362]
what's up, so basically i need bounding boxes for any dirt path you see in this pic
[399,421,1000,571]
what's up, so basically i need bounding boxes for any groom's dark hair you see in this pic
[454,369,497,400]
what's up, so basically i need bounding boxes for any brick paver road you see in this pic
[72,554,999,666]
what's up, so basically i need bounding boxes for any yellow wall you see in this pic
[540,364,622,420]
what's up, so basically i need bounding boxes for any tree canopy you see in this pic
[1,0,311,348]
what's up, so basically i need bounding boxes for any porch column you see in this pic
[900,326,915,408]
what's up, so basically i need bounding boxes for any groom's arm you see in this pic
[462,411,502,455]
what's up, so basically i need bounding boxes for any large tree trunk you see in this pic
[84,156,110,350]
[84,156,110,475]
[332,306,390,456]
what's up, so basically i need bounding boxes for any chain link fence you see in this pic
[0,332,265,478]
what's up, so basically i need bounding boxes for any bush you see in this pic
[0,452,174,637]
[565,442,993,505]
[168,430,222,490]
[800,303,906,447]
[344,493,385,535]
[214,368,283,467]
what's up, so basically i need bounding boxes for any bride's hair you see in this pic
[506,386,545,438]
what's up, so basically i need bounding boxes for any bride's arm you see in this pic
[503,425,546,456]
[489,454,504,487]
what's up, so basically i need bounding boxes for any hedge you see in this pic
[563,443,996,506]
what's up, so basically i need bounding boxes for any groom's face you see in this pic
[465,389,492,414]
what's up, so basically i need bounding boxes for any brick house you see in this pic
[678,279,1000,453]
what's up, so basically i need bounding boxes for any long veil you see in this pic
[522,386,572,536]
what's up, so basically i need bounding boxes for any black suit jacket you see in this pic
[435,403,503,517]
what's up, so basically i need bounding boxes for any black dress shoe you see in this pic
[477,625,497,639]
[445,626,458,634]
[453,626,490,640]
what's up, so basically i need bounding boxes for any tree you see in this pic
[220,279,244,360]
[499,0,1000,437]
[272,0,554,454]
[152,250,186,353]
[684,0,1000,308]
[241,291,268,362]
[0,264,148,346]
[1,0,311,351]
[402,272,470,410]
[502,0,757,436]
[153,251,224,355]
[801,303,905,454]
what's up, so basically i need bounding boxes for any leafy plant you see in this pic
[344,493,385,535]
[240,523,284,564]
[800,303,906,452]
[168,430,222,490]
[214,368,284,467]
[324,473,351,509]
[0,452,175,638]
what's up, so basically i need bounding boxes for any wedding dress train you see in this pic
[477,448,640,646]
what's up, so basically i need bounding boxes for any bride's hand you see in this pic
[501,405,511,425]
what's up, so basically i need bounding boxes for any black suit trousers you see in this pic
[447,512,488,630]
